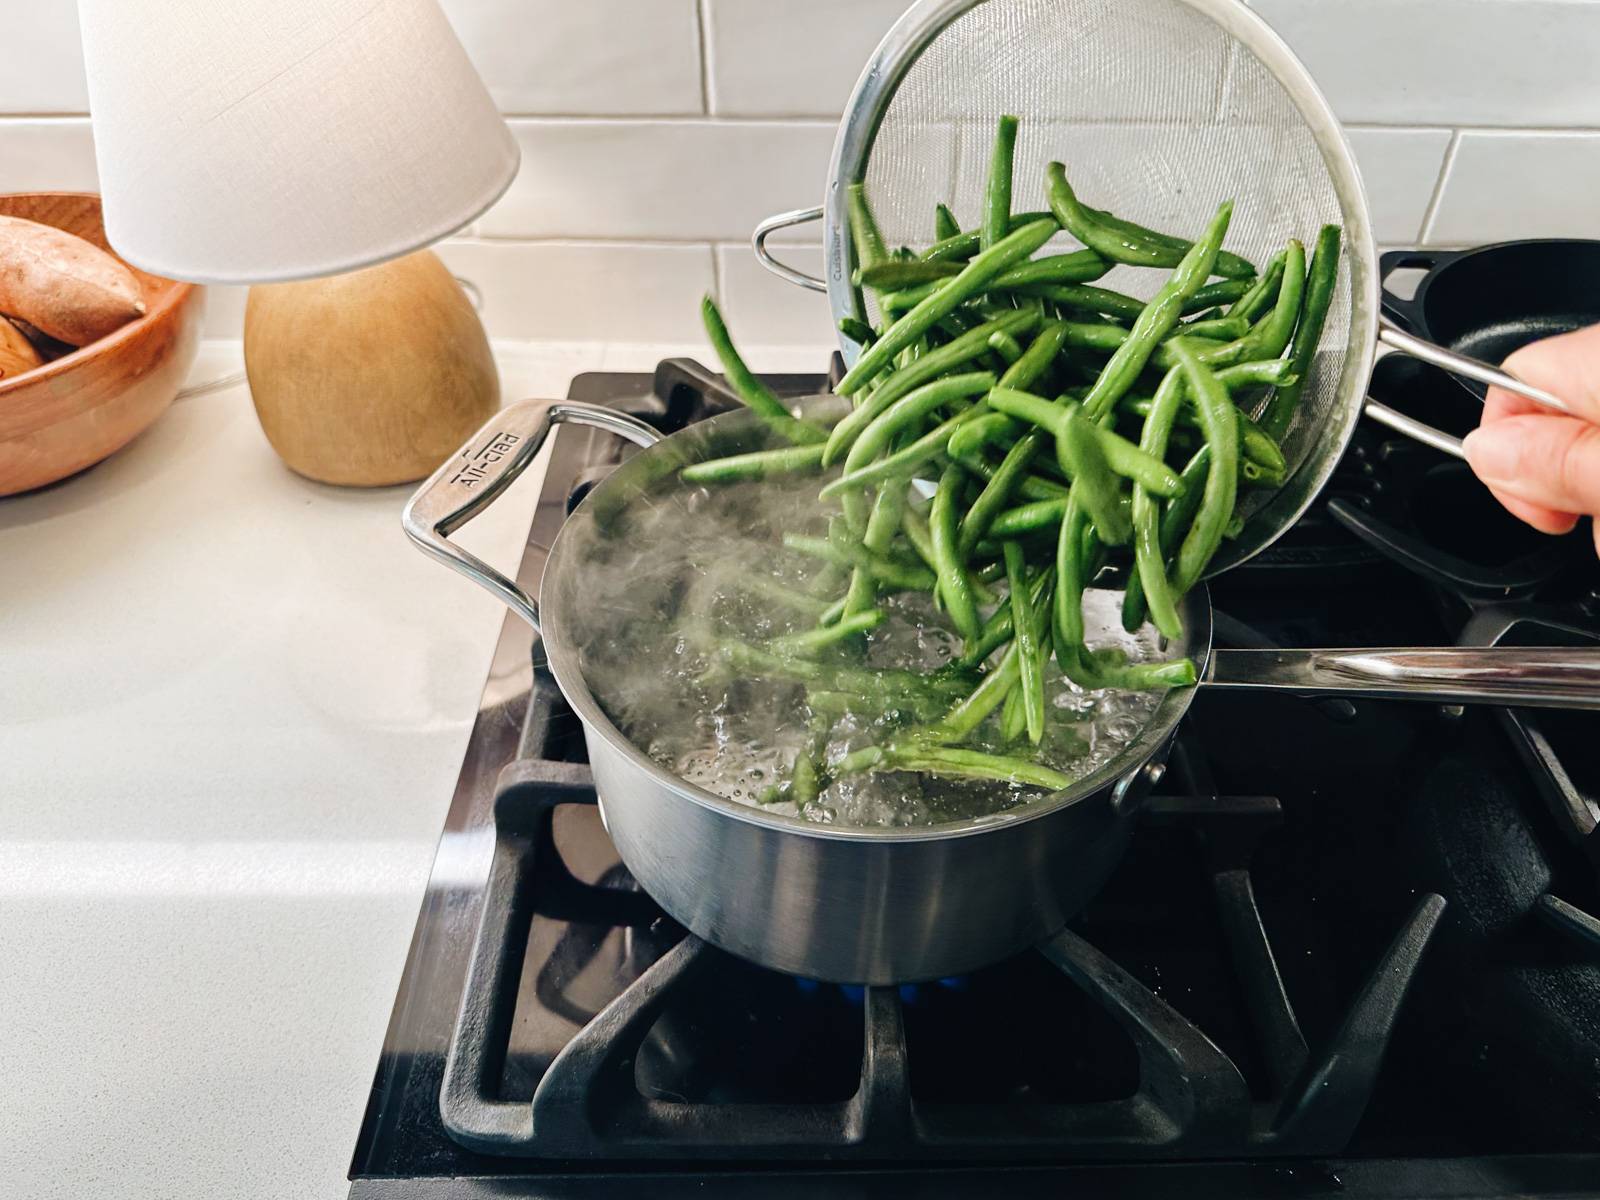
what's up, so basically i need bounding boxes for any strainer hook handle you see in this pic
[753,206,828,293]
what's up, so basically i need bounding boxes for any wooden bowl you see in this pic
[0,193,202,496]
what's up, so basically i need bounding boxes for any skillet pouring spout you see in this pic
[1204,647,1600,710]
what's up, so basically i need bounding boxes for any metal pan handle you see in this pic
[1204,647,1600,710]
[402,401,661,634]
[1377,314,1570,415]
[1362,397,1465,460]
[753,205,828,292]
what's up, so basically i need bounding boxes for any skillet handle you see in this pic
[1377,248,1450,331]
[1204,647,1600,710]
[402,401,661,634]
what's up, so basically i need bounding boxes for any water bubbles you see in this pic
[568,464,1164,830]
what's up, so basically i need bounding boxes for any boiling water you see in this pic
[568,467,1168,830]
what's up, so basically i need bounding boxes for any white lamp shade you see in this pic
[77,0,519,285]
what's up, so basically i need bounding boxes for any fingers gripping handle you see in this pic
[402,401,661,634]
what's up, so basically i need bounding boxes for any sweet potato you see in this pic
[0,315,44,380]
[0,215,145,346]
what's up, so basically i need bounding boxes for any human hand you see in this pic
[1461,323,1600,556]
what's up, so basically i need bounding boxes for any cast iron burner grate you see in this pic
[437,666,1444,1162]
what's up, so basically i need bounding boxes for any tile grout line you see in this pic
[1415,129,1462,246]
[694,0,714,117]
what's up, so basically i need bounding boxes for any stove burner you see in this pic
[436,677,1443,1162]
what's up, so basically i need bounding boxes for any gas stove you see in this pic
[350,356,1600,1198]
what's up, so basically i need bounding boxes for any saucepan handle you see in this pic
[753,205,828,292]
[402,401,661,634]
[1204,646,1600,710]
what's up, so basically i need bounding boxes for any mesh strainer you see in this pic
[753,0,1568,576]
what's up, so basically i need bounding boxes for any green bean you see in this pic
[782,533,935,592]
[900,504,940,574]
[1001,683,1028,742]
[1170,342,1240,593]
[960,570,1050,667]
[824,309,1037,465]
[839,316,877,347]
[1062,189,1234,420]
[1179,315,1250,342]
[987,330,1023,364]
[1241,458,1286,488]
[921,211,1053,263]
[1185,278,1252,314]
[819,596,848,626]
[737,575,833,618]
[819,408,983,498]
[1130,367,1187,639]
[935,202,961,242]
[1007,282,1145,323]
[883,745,1071,791]
[1003,541,1046,743]
[880,281,944,313]
[990,249,1110,290]
[1048,165,1180,270]
[988,498,1067,538]
[847,183,889,273]
[702,296,828,445]
[986,387,1184,497]
[681,443,826,484]
[959,431,1043,555]
[1122,448,1210,631]
[856,260,962,289]
[947,444,1070,503]
[1226,250,1286,322]
[1261,223,1341,440]
[931,463,981,642]
[983,115,1020,251]
[1230,238,1305,364]
[1057,407,1132,545]
[836,217,1059,396]
[1084,204,1257,280]
[844,372,995,476]
[719,641,970,722]
[842,484,906,619]
[772,609,885,656]
[932,641,1022,740]
[1120,390,1286,475]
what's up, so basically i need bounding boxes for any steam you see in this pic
[564,464,1163,829]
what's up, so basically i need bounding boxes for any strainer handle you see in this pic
[1377,314,1571,415]
[753,206,828,293]
[1362,397,1465,460]
[402,401,661,635]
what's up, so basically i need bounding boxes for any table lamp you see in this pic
[77,0,520,485]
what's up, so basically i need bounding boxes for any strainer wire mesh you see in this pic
[833,0,1370,572]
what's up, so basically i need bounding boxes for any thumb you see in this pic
[1496,324,1600,424]
[1462,411,1600,519]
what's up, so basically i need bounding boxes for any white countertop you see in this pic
[0,339,829,1199]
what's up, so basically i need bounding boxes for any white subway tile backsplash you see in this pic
[1248,1,1600,129]
[0,2,88,113]
[715,243,837,347]
[0,119,98,191]
[704,0,905,117]
[480,119,834,241]
[438,0,702,115]
[1425,130,1600,246]
[1345,127,1451,245]
[435,238,714,342]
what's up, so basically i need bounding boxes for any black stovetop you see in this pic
[350,357,1600,1198]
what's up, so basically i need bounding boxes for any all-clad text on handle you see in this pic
[402,400,661,634]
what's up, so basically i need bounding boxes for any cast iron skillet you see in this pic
[1381,240,1600,402]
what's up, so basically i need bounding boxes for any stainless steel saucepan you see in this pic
[405,396,1600,985]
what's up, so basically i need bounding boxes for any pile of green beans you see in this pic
[684,115,1342,801]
